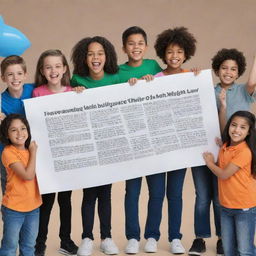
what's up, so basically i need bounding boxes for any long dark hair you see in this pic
[222,111,256,177]
[71,36,118,77]
[0,114,31,149]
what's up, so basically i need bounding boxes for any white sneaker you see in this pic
[100,238,119,255]
[77,238,93,256]
[144,238,157,253]
[125,239,139,254]
[170,239,185,254]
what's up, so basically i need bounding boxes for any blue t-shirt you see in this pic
[214,83,256,120]
[1,83,34,152]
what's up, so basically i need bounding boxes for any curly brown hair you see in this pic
[71,36,118,77]
[211,48,246,77]
[154,27,196,64]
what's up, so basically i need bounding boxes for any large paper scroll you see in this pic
[24,69,220,194]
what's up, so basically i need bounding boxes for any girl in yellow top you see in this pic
[203,110,256,256]
[0,114,41,256]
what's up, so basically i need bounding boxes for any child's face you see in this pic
[7,119,28,149]
[217,59,238,87]
[229,116,249,146]
[165,44,186,70]
[41,56,66,87]
[86,42,106,78]
[123,33,147,63]
[1,64,27,93]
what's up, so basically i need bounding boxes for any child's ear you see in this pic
[1,75,5,83]
[63,65,67,74]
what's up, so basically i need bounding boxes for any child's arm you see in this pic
[246,55,256,94]
[190,67,201,76]
[218,89,227,133]
[72,86,85,93]
[128,75,154,86]
[203,152,239,179]
[9,141,38,180]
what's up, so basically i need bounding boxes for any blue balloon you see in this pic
[0,16,31,57]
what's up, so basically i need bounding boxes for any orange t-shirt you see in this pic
[2,145,42,212]
[218,141,256,209]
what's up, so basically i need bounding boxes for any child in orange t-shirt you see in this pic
[203,110,256,255]
[0,114,41,256]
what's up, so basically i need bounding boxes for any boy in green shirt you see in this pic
[119,26,164,254]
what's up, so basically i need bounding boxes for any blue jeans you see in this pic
[192,165,221,237]
[125,173,165,241]
[221,206,256,256]
[0,206,39,256]
[166,168,187,241]
[0,160,6,195]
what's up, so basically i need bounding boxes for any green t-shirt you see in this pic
[71,73,120,89]
[118,59,162,83]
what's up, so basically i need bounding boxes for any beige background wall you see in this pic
[1,0,256,83]
[1,1,256,255]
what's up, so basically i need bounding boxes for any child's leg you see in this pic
[36,193,56,246]
[166,168,186,241]
[211,173,221,237]
[220,207,236,255]
[81,187,98,240]
[19,208,39,256]
[98,184,112,239]
[191,165,213,238]
[235,207,256,255]
[0,206,24,256]
[124,177,142,241]
[57,190,72,242]
[144,172,165,241]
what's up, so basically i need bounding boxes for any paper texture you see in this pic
[24,69,220,194]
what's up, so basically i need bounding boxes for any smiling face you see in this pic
[217,59,238,88]
[8,119,28,149]
[165,44,186,72]
[229,116,250,146]
[86,42,106,79]
[41,56,66,87]
[123,33,147,66]
[1,64,27,95]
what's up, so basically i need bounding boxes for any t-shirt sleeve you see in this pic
[153,60,162,73]
[230,148,251,168]
[70,75,79,87]
[2,148,22,169]
[32,88,39,98]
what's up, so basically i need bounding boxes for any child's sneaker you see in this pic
[125,239,139,254]
[188,238,206,255]
[170,239,185,254]
[77,238,93,256]
[35,243,46,256]
[100,238,119,255]
[144,238,157,253]
[216,239,224,256]
[59,240,78,255]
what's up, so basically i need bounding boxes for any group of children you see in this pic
[0,25,255,256]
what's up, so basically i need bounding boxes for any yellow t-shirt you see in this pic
[2,145,42,212]
[218,141,256,209]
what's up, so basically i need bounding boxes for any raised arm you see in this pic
[218,89,227,133]
[9,141,38,180]
[246,55,256,95]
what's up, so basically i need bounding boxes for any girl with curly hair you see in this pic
[71,36,120,256]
